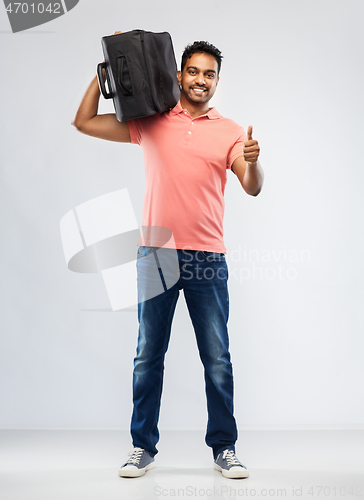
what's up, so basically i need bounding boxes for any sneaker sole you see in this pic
[214,463,249,479]
[119,461,155,478]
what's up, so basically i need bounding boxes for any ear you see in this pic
[216,76,220,86]
[177,70,182,86]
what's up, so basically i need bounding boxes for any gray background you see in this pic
[0,0,363,430]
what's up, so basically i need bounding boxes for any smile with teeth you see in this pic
[191,87,207,93]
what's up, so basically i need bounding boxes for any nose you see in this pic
[195,72,205,85]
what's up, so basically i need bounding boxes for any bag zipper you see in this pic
[139,30,159,110]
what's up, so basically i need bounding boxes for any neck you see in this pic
[179,94,211,118]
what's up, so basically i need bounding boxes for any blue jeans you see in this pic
[131,247,238,459]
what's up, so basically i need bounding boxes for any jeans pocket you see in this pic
[137,246,155,257]
[201,251,225,262]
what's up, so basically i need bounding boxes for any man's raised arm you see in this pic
[72,73,131,143]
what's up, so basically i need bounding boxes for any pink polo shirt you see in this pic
[128,101,246,254]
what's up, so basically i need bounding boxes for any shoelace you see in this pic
[222,449,241,466]
[126,447,144,465]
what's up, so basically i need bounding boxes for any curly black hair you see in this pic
[181,41,223,75]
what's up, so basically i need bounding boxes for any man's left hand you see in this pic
[243,125,260,164]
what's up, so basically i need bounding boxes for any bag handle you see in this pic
[97,62,113,99]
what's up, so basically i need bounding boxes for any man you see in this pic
[73,36,263,479]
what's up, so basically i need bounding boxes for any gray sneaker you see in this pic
[214,449,249,479]
[119,447,155,477]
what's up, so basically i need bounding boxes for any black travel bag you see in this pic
[97,30,180,122]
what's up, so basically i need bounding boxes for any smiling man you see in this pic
[73,39,263,479]
[179,51,218,105]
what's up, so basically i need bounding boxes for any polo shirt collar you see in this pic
[170,100,221,120]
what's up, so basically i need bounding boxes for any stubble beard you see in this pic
[181,83,211,105]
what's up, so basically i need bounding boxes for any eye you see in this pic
[206,73,215,79]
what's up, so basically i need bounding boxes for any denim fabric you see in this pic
[131,247,238,460]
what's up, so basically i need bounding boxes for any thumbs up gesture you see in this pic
[243,125,260,164]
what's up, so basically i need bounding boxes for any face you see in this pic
[177,52,219,105]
